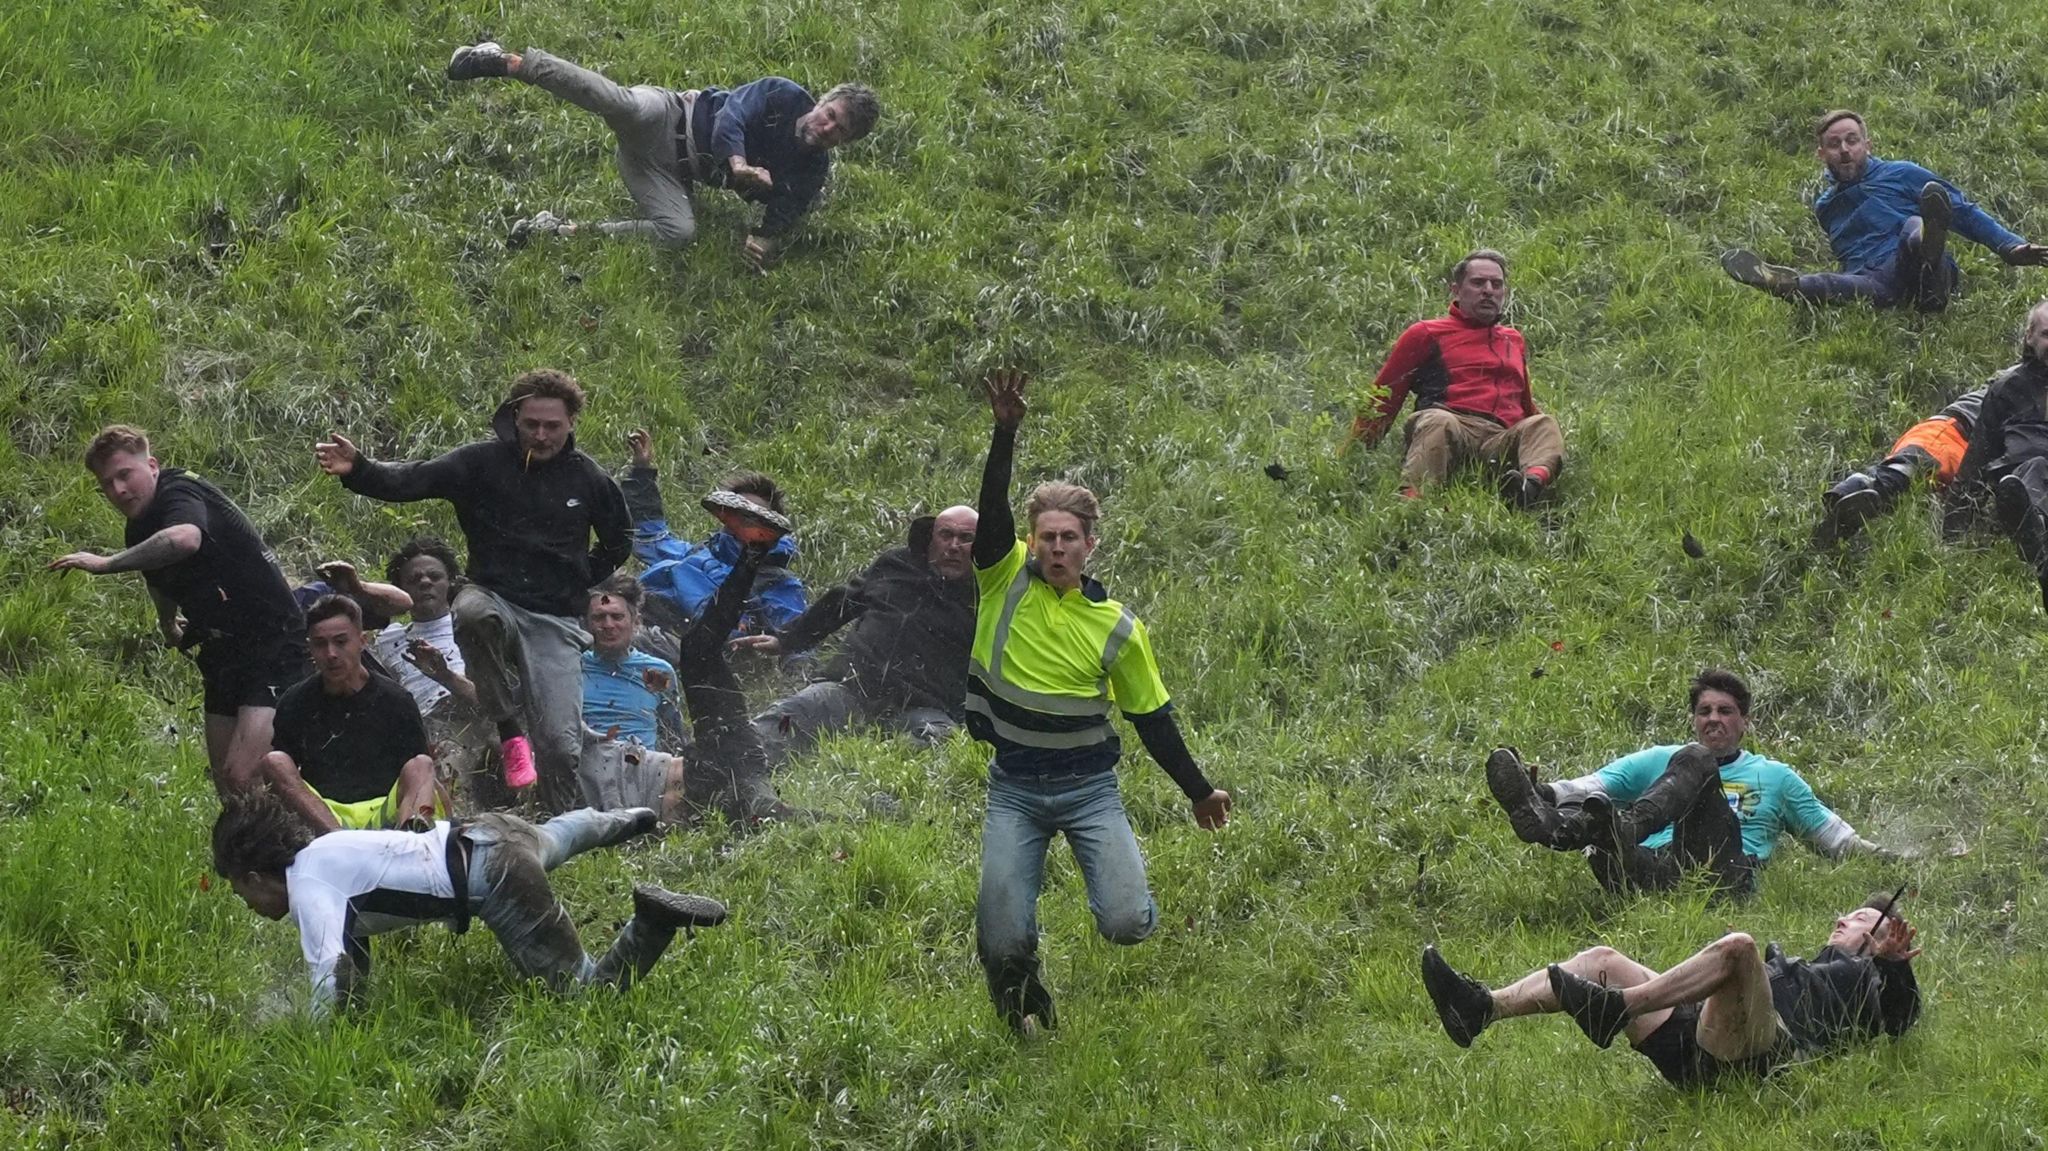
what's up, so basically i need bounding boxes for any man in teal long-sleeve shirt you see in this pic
[1722,110,2046,312]
[1485,669,1902,896]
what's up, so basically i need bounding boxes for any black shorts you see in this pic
[193,632,310,717]
[1634,1003,1783,1087]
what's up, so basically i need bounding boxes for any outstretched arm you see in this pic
[316,561,412,619]
[48,524,201,575]
[317,433,470,505]
[768,578,861,655]
[975,369,1027,569]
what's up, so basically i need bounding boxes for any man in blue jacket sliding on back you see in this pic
[445,42,879,270]
[1722,109,2046,312]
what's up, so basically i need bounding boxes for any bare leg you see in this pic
[256,751,343,835]
[217,706,280,796]
[1494,945,1674,1046]
[204,714,235,790]
[394,754,440,825]
[1617,932,1780,1061]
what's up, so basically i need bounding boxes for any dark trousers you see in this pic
[635,551,781,819]
[1795,216,1956,312]
[1585,767,1756,896]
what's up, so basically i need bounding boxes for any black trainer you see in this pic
[632,885,729,931]
[1548,964,1630,1049]
[447,41,509,81]
[1421,946,1496,1048]
[1498,470,1545,510]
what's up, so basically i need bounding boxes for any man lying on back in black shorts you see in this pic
[1420,893,1921,1086]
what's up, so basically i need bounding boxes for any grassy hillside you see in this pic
[6,0,2048,1144]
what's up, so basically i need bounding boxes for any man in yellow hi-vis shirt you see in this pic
[968,370,1232,1036]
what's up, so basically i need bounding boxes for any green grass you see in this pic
[7,0,2048,1144]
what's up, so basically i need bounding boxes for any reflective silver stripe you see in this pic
[965,695,1114,749]
[985,564,1034,683]
[969,660,1113,718]
[1099,608,1136,680]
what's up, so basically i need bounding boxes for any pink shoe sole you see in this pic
[502,735,537,789]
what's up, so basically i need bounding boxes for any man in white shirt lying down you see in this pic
[211,792,727,1013]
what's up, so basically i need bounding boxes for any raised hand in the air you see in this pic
[626,428,654,469]
[982,369,1029,431]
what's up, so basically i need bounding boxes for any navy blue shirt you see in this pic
[693,77,832,238]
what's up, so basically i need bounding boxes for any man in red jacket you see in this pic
[1347,249,1565,507]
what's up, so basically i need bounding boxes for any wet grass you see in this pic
[7,0,2048,1145]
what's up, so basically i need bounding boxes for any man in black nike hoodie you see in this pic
[316,370,630,812]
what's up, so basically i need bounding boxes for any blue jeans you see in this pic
[974,767,1157,1026]
[1796,215,1956,311]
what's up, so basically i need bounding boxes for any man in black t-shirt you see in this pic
[260,596,440,834]
[51,426,307,799]
[1420,893,1922,1087]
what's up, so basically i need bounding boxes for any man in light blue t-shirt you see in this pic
[1486,669,1900,895]
[582,575,682,749]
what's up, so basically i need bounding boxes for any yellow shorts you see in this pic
[307,779,444,830]
[307,779,405,830]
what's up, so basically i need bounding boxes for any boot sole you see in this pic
[633,885,729,929]
[1918,182,1952,276]
[1814,487,1883,546]
[1483,750,1550,844]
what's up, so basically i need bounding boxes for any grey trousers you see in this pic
[464,809,675,990]
[517,49,698,246]
[452,584,590,813]
[753,680,960,767]
[578,729,688,822]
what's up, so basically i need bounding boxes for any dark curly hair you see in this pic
[386,536,463,586]
[212,792,316,878]
[504,368,586,419]
[1688,668,1752,716]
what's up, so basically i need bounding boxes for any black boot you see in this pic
[1486,747,1556,845]
[1816,471,1894,546]
[1421,946,1496,1048]
[1600,743,1721,849]
[1548,964,1630,1049]
[985,954,1058,1035]
[1996,474,2048,569]
[589,886,729,989]
[1484,748,1597,849]
[632,885,729,930]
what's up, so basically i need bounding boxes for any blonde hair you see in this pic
[85,424,150,472]
[1026,481,1100,535]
